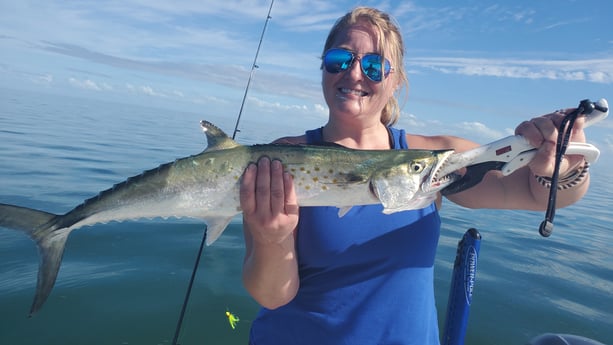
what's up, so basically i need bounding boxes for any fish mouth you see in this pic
[423,150,461,193]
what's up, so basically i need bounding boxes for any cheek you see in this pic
[322,72,338,95]
[381,78,399,99]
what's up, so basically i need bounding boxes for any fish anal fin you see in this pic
[200,121,241,151]
[337,206,353,217]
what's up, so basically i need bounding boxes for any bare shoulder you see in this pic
[406,133,479,152]
[272,134,308,145]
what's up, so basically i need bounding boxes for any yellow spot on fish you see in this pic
[305,185,311,190]
[226,310,240,330]
[312,177,319,183]
[300,167,305,171]
[322,185,328,191]
[314,167,320,171]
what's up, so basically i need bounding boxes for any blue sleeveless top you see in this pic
[249,127,441,345]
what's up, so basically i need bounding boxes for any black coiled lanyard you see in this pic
[539,99,598,237]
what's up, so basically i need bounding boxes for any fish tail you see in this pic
[0,203,70,316]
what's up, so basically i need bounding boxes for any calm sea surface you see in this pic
[0,88,611,345]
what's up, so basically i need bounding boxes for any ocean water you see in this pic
[0,88,611,345]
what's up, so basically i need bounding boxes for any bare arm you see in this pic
[444,110,590,210]
[240,139,303,309]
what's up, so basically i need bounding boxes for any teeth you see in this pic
[340,88,367,96]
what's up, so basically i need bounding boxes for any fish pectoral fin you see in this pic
[204,217,234,245]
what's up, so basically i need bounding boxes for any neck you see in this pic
[322,119,391,149]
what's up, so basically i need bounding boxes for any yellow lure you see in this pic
[225,310,240,330]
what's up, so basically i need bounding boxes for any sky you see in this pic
[1,0,612,156]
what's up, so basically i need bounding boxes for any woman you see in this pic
[239,7,589,345]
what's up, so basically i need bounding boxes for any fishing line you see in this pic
[171,229,207,345]
[232,0,275,140]
[172,2,275,343]
[539,99,594,237]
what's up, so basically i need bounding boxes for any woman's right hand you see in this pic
[240,156,300,309]
[240,156,299,245]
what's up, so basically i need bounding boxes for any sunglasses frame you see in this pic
[322,48,393,82]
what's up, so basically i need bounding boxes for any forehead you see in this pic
[330,21,382,52]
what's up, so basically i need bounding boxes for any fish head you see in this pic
[370,149,459,213]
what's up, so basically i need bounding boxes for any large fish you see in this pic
[0,120,458,315]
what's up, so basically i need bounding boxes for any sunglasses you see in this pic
[322,48,393,82]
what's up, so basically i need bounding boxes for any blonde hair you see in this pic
[322,7,408,126]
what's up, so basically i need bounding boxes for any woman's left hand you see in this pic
[514,109,587,177]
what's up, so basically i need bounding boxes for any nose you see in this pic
[345,56,363,80]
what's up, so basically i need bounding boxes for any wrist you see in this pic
[534,160,589,190]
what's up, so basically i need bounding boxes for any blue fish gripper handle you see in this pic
[442,228,482,345]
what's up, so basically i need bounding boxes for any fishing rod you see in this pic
[232,0,275,140]
[171,2,275,344]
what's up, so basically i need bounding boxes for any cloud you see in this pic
[409,56,613,84]
[32,73,53,85]
[68,77,112,91]
[247,96,328,119]
[126,83,167,97]
[35,41,322,100]
[604,135,613,155]
[396,111,513,143]
[457,121,508,141]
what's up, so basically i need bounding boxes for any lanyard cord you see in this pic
[539,99,594,237]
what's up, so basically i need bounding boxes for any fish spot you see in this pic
[314,167,320,171]
[312,177,319,183]
[305,185,311,190]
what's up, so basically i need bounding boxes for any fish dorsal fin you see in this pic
[200,120,241,151]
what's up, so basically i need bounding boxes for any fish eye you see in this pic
[409,161,425,173]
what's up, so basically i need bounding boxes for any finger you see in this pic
[515,119,543,148]
[240,163,257,214]
[269,159,286,215]
[283,171,299,216]
[255,156,272,213]
[532,116,558,143]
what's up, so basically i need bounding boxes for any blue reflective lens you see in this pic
[323,48,392,82]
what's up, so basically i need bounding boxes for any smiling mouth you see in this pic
[339,88,368,97]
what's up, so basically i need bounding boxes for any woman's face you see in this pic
[322,21,398,124]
